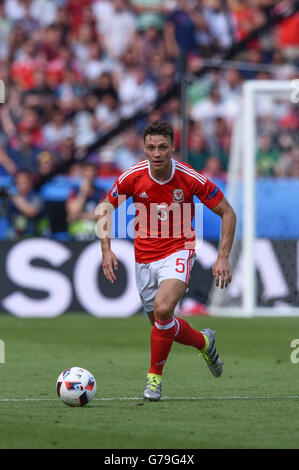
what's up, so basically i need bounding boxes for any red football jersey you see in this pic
[107,159,223,263]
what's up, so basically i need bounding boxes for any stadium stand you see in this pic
[0,0,298,240]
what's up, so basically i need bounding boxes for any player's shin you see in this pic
[149,317,176,375]
[174,316,206,350]
[143,317,176,401]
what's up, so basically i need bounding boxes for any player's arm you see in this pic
[96,195,118,284]
[210,196,236,289]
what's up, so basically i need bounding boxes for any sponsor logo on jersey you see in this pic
[207,186,219,200]
[139,192,148,198]
[111,183,118,198]
[173,189,184,202]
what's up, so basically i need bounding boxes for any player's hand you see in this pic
[212,257,232,289]
[101,249,118,284]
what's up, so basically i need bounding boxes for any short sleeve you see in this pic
[194,177,224,209]
[107,173,133,208]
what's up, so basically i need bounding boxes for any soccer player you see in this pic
[97,120,236,401]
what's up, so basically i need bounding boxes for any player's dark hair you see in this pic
[143,120,174,145]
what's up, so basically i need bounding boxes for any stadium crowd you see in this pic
[0,0,298,239]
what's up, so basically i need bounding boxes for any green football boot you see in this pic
[199,328,223,377]
[143,373,162,401]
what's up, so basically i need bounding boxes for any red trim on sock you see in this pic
[174,317,206,350]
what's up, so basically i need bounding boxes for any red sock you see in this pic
[174,317,206,350]
[149,318,176,375]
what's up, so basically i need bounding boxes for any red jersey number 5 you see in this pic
[175,258,185,273]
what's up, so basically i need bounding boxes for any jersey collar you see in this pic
[148,158,175,185]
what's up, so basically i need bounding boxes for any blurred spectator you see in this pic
[36,150,56,179]
[290,148,299,178]
[0,145,18,176]
[5,0,28,22]
[97,147,123,178]
[83,42,115,84]
[276,10,299,61]
[201,0,234,50]
[96,95,120,133]
[129,0,165,16]
[0,88,23,141]
[210,117,231,171]
[219,69,243,117]
[56,69,87,110]
[271,50,297,80]
[24,69,54,111]
[66,162,106,239]
[187,122,209,171]
[4,130,41,175]
[114,128,145,170]
[92,71,119,102]
[190,86,226,122]
[274,146,299,178]
[4,170,45,239]
[156,61,177,94]
[39,23,63,62]
[92,0,137,60]
[227,0,267,42]
[162,95,181,141]
[72,94,99,147]
[17,106,43,147]
[164,0,208,69]
[71,21,97,65]
[130,12,165,78]
[30,0,59,27]
[256,134,279,177]
[118,65,157,117]
[0,2,13,60]
[42,107,74,151]
[67,0,94,34]
[0,0,298,241]
[10,38,39,91]
[16,0,41,35]
[201,154,226,182]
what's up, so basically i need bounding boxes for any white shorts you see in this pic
[135,249,196,313]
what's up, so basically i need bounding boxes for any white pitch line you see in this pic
[0,396,299,402]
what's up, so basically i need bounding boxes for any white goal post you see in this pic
[209,80,299,317]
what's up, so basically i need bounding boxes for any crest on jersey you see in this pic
[173,189,184,202]
[111,183,118,198]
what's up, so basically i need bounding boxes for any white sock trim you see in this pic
[174,318,180,337]
[155,318,175,330]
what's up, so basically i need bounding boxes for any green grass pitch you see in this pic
[0,313,299,449]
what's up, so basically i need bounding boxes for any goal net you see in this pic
[209,80,299,317]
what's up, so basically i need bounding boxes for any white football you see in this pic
[56,367,97,407]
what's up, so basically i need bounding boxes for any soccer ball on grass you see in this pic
[56,367,97,406]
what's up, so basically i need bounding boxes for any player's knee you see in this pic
[154,303,172,322]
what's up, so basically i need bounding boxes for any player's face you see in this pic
[144,134,174,173]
